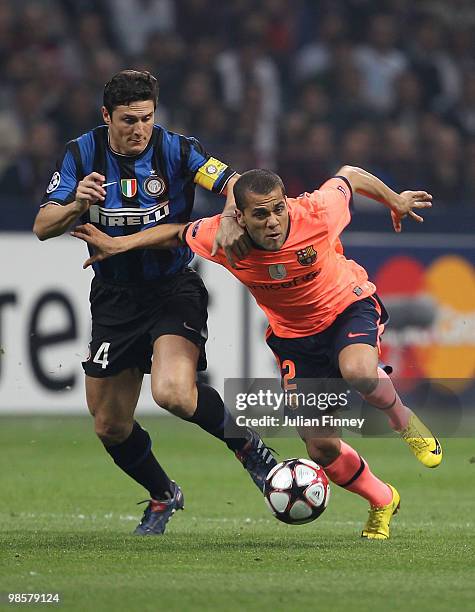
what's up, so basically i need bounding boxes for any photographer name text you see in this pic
[235,414,365,429]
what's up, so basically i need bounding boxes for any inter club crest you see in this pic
[296,245,317,266]
[144,175,166,197]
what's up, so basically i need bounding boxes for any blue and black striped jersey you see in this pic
[41,124,236,283]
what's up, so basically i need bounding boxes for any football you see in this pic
[264,458,330,525]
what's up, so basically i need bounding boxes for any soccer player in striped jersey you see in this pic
[33,71,276,536]
[73,166,441,539]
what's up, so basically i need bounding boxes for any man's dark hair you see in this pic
[233,169,286,211]
[103,70,159,115]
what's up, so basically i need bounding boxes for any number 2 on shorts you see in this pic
[93,342,110,369]
[282,359,297,391]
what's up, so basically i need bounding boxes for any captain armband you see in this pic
[194,157,234,193]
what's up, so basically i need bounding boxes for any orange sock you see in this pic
[325,441,392,507]
[363,367,412,431]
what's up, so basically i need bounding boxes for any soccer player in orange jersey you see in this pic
[73,166,441,539]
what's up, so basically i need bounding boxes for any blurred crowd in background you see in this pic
[1,0,475,228]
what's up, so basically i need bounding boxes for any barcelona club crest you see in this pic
[296,245,317,266]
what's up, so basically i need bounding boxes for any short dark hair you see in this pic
[103,70,159,115]
[233,169,286,211]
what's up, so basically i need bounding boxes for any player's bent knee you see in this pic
[340,362,378,395]
[94,418,132,446]
[305,438,341,466]
[152,381,196,418]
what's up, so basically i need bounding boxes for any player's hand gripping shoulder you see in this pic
[211,215,252,268]
[210,174,251,268]
[390,190,433,233]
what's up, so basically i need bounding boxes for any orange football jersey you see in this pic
[185,177,376,337]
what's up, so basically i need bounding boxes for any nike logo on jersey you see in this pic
[89,201,170,227]
[347,332,370,338]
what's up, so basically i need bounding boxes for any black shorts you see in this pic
[266,295,389,387]
[82,267,208,378]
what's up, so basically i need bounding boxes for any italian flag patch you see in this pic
[121,178,138,198]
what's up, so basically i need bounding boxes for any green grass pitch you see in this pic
[1,416,474,611]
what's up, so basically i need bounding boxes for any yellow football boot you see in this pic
[399,414,442,468]
[361,484,400,540]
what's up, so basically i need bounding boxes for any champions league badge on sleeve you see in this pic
[191,219,203,238]
[46,171,61,193]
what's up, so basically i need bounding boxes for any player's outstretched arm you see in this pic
[71,223,187,268]
[336,165,432,232]
[33,173,106,241]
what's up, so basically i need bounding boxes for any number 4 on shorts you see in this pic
[93,342,110,369]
